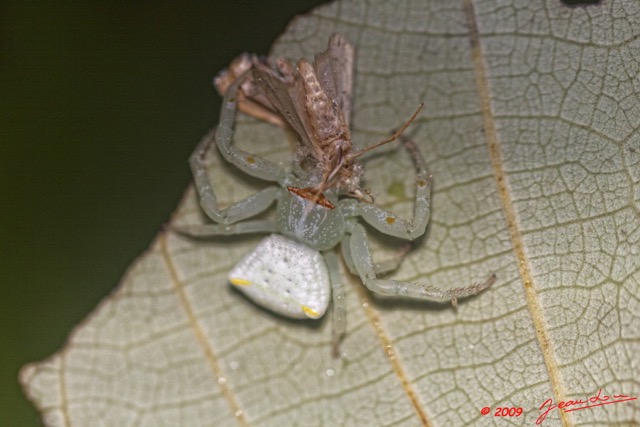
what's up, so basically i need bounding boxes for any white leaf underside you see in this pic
[21,0,640,426]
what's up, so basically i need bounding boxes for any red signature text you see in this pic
[536,389,637,425]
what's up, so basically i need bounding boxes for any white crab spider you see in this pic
[182,35,495,355]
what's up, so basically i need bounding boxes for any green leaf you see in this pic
[20,0,640,425]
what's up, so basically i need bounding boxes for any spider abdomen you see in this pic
[228,234,330,319]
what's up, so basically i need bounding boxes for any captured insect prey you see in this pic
[181,34,496,357]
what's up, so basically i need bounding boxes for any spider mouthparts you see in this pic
[287,186,335,209]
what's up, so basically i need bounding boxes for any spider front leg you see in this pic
[188,71,290,227]
[347,224,496,306]
[190,129,283,225]
[215,71,288,183]
[354,136,432,240]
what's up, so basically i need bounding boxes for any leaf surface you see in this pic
[21,0,640,426]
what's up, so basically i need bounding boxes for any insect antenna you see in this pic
[296,103,424,210]
[350,102,424,159]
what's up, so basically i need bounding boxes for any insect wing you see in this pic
[313,33,355,126]
[228,235,330,319]
[251,64,313,148]
[213,54,287,128]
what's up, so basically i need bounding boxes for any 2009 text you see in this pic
[494,407,523,417]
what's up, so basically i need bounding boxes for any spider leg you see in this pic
[370,244,412,275]
[190,130,283,224]
[175,219,278,237]
[215,72,288,182]
[323,251,346,358]
[341,235,410,276]
[340,235,357,275]
[354,136,432,240]
[348,224,495,306]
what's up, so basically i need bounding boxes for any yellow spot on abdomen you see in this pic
[302,306,319,318]
[230,278,252,286]
[386,216,396,224]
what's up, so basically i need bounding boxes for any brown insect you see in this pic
[214,34,422,208]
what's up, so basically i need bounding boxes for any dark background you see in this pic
[0,1,327,424]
